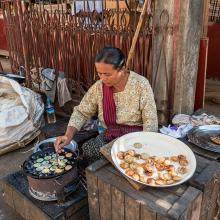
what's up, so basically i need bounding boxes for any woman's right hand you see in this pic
[54,135,71,153]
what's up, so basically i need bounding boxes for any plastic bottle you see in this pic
[98,120,105,134]
[46,97,56,124]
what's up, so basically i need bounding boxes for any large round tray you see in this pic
[187,125,220,153]
[111,132,196,187]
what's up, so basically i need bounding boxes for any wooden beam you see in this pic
[202,0,210,37]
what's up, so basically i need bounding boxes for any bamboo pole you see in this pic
[126,0,149,69]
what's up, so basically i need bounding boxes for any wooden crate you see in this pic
[86,159,203,220]
[99,140,220,220]
[188,156,220,220]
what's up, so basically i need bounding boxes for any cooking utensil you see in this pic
[23,147,79,201]
[23,148,77,179]
[111,132,196,188]
[187,125,220,153]
[34,137,79,157]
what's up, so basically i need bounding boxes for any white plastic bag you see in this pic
[0,76,44,149]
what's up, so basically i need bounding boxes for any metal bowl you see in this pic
[34,137,79,158]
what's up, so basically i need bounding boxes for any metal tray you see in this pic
[187,125,220,153]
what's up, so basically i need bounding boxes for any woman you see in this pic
[55,47,158,164]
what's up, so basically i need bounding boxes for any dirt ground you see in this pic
[0,144,34,220]
[0,56,28,220]
[0,56,220,220]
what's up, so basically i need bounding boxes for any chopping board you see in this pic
[100,141,145,190]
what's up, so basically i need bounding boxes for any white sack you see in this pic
[0,76,44,148]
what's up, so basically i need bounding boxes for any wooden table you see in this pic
[86,140,220,220]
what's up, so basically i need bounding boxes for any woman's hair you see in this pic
[95,47,125,70]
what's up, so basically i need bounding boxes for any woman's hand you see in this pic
[54,126,78,153]
[54,135,71,153]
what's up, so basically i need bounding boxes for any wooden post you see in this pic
[16,0,31,87]
[202,0,210,37]
[194,0,210,110]
[126,0,149,69]
[153,0,204,117]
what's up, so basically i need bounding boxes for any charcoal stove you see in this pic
[22,146,86,203]
[2,167,89,220]
[28,168,87,203]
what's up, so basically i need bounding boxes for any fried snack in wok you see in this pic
[65,165,72,171]
[209,136,220,145]
[55,168,64,174]
[65,152,73,158]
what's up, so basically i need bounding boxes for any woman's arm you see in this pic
[55,82,100,152]
[140,80,158,132]
[68,81,99,130]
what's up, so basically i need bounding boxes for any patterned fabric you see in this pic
[82,133,108,164]
[68,71,158,132]
[209,0,220,23]
[103,83,143,141]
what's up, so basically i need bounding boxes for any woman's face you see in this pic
[95,62,123,87]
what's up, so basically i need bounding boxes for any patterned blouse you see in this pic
[68,71,158,132]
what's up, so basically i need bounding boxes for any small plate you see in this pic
[111,132,196,187]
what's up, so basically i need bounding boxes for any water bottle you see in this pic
[98,121,105,134]
[46,97,56,124]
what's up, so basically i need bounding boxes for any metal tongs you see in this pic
[56,152,61,165]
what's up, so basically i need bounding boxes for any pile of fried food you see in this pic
[117,144,189,186]
[32,152,73,175]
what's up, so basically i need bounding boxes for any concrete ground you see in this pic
[0,56,220,220]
